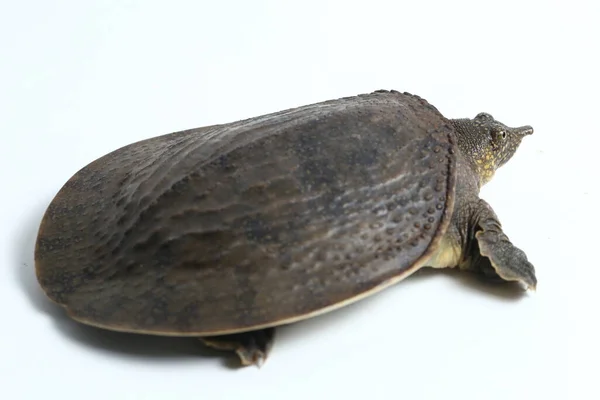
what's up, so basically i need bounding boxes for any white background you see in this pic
[1,1,597,399]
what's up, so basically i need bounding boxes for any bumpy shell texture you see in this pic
[35,90,457,335]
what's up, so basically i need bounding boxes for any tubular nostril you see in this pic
[520,125,534,136]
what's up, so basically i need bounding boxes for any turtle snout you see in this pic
[518,125,534,136]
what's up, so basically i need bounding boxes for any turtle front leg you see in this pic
[199,328,275,367]
[466,199,537,290]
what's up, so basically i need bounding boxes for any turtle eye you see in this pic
[492,130,506,141]
[490,130,506,149]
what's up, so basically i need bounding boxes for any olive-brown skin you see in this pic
[35,90,456,335]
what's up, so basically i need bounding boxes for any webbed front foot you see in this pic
[470,200,537,290]
[200,328,275,367]
[475,229,537,290]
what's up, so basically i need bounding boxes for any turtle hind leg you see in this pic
[199,327,275,367]
[468,200,537,290]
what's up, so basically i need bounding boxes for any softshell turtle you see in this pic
[35,90,536,366]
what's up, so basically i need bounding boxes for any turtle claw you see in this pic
[236,345,268,368]
[200,328,275,367]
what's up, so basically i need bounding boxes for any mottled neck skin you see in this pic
[450,112,534,188]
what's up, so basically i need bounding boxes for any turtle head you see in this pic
[451,112,533,186]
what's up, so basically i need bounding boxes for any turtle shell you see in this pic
[35,90,457,336]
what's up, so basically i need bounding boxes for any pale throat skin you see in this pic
[425,112,535,288]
